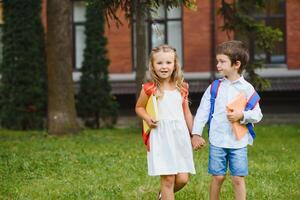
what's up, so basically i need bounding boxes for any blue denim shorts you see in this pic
[208,144,248,176]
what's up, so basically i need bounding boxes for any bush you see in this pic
[76,1,118,129]
[0,0,47,129]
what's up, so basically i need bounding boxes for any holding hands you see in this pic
[191,135,206,150]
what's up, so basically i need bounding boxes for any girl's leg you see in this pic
[231,176,246,200]
[160,175,175,200]
[174,173,189,192]
[210,175,226,200]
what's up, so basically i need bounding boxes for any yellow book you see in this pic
[143,94,158,134]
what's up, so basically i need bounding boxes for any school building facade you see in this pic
[98,0,300,117]
[0,0,299,119]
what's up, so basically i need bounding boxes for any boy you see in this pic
[191,40,263,200]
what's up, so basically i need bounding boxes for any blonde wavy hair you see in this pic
[148,44,184,98]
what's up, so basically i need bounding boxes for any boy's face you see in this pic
[216,54,240,79]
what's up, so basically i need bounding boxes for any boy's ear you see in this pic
[233,60,241,70]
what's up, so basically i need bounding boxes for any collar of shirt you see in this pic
[221,76,245,85]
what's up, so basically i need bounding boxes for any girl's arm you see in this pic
[135,89,158,128]
[183,99,193,134]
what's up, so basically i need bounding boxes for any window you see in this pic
[72,1,86,70]
[150,5,183,66]
[251,0,286,65]
[133,5,183,69]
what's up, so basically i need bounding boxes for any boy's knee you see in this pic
[231,176,244,186]
[212,175,226,184]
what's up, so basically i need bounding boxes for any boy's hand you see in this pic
[146,117,158,128]
[227,108,243,122]
[191,135,206,150]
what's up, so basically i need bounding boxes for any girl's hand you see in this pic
[146,117,159,128]
[191,135,206,150]
[227,108,243,122]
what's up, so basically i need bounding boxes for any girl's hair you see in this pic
[148,44,184,97]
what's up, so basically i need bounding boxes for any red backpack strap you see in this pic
[143,82,157,96]
[180,82,192,137]
[142,82,157,152]
[180,82,189,104]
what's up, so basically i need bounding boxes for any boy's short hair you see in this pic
[216,40,249,74]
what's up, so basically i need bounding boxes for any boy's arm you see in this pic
[135,89,158,128]
[191,87,211,150]
[240,102,263,124]
[192,86,211,136]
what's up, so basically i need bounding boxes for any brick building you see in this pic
[98,0,299,117]
[1,0,300,118]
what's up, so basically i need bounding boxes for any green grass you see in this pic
[0,125,299,199]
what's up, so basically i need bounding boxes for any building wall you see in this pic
[41,0,47,31]
[287,0,300,69]
[37,0,300,73]
[183,1,211,72]
[105,11,132,73]
[182,1,231,73]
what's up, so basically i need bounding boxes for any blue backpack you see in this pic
[208,79,260,139]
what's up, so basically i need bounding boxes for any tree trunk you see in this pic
[135,1,147,98]
[46,0,80,135]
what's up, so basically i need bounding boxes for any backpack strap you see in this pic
[208,79,221,134]
[143,82,157,96]
[245,91,260,139]
[142,82,157,151]
[180,82,192,137]
[180,82,189,105]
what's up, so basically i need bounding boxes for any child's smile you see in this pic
[152,51,175,80]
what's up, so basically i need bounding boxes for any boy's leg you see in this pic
[208,145,228,200]
[228,147,248,200]
[210,175,226,200]
[174,173,189,192]
[160,175,175,200]
[231,176,246,200]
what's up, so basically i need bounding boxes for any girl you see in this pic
[135,44,195,200]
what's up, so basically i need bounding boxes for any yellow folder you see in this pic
[143,94,158,134]
[226,92,248,140]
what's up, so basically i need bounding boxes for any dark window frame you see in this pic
[131,5,184,71]
[72,0,86,71]
[250,0,286,66]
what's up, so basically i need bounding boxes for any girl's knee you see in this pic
[161,175,175,188]
[176,174,189,186]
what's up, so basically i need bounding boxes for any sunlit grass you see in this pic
[0,125,299,199]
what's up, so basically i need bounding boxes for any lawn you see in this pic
[0,125,299,199]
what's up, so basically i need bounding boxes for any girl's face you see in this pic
[152,51,175,81]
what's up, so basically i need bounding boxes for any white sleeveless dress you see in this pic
[147,89,196,176]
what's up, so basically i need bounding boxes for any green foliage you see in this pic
[0,0,47,129]
[76,1,118,129]
[219,0,283,91]
[92,0,197,26]
[0,125,299,199]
